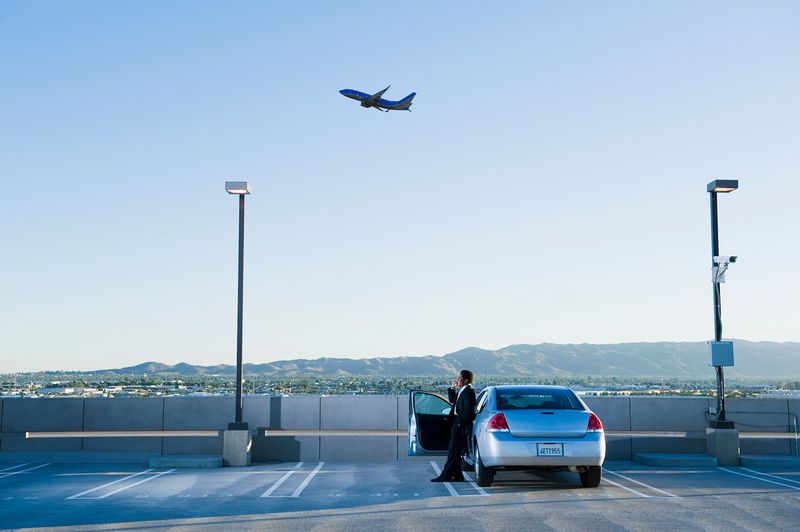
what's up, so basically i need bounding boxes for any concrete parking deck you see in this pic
[1,460,798,530]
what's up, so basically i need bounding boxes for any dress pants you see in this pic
[439,421,468,480]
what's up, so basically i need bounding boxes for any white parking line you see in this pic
[97,469,175,499]
[429,462,459,497]
[0,464,29,474]
[67,469,175,500]
[604,469,680,498]
[291,462,324,498]
[461,472,490,496]
[261,462,303,497]
[0,463,50,478]
[719,467,800,491]
[67,469,153,499]
[602,477,651,498]
[740,467,800,487]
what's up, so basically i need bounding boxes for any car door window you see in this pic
[413,392,451,415]
[410,392,452,454]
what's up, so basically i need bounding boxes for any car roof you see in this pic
[489,385,573,391]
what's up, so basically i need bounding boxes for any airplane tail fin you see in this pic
[395,92,416,110]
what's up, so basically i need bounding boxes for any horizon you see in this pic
[6,338,800,374]
[2,2,799,373]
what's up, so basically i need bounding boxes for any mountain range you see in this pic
[89,341,800,378]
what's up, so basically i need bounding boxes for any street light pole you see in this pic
[235,192,245,424]
[225,181,251,431]
[707,179,737,430]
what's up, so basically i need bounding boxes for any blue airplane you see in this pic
[339,85,416,112]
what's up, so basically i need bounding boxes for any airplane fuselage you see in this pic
[339,88,416,112]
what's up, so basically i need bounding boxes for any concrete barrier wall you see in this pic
[320,396,399,461]
[629,397,711,455]
[252,395,321,462]
[1,396,798,460]
[582,397,631,459]
[727,398,794,455]
[1,398,84,452]
[83,398,164,453]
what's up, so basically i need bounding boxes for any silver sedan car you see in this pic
[408,385,605,488]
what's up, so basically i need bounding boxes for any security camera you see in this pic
[712,256,738,283]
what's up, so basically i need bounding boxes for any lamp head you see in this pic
[225,181,251,195]
[707,179,738,193]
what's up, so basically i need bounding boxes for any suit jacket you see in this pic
[447,385,477,434]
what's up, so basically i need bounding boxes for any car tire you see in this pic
[475,445,494,487]
[460,454,474,472]
[580,466,602,488]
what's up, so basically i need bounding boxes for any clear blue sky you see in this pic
[1,1,798,372]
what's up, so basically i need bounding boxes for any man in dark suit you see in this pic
[432,369,476,482]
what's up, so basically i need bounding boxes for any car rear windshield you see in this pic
[495,388,583,410]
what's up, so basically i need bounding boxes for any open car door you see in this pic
[408,390,452,456]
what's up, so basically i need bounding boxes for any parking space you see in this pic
[2,463,151,501]
[737,466,800,486]
[601,460,800,499]
[0,460,798,529]
[67,468,177,500]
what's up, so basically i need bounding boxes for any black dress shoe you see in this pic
[450,476,465,482]
[431,477,446,482]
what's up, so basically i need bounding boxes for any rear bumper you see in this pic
[478,431,605,467]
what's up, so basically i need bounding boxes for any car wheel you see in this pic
[475,445,494,487]
[580,466,602,488]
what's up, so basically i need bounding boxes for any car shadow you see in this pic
[484,469,585,491]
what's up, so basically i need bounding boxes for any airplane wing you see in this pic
[370,85,390,100]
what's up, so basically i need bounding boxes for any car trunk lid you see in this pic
[503,409,589,438]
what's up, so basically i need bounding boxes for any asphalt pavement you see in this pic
[1,459,798,530]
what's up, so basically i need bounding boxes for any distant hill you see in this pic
[90,341,800,378]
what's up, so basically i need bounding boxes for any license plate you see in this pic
[536,443,564,457]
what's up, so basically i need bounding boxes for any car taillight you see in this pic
[487,413,509,432]
[587,412,603,432]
